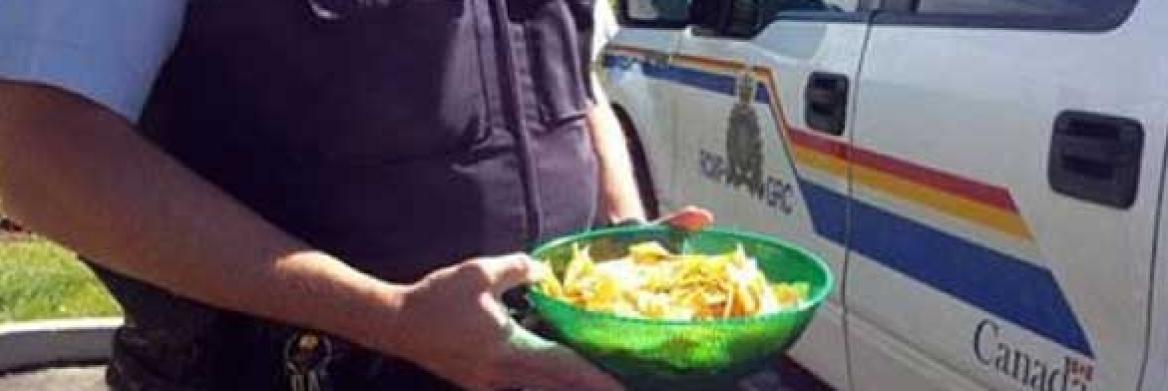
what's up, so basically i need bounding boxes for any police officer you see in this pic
[0,1,711,389]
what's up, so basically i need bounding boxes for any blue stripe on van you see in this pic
[798,179,848,243]
[605,55,771,104]
[755,83,771,104]
[642,60,738,96]
[799,180,1093,357]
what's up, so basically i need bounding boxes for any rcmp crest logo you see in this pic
[725,72,765,197]
[697,70,796,215]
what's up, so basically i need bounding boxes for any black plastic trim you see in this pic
[769,10,871,23]
[1048,110,1144,209]
[714,10,874,40]
[804,72,850,136]
[871,0,1138,32]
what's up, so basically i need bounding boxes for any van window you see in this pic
[624,0,691,25]
[916,0,1129,16]
[741,0,865,38]
[706,0,864,39]
[876,0,1138,31]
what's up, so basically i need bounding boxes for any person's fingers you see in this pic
[656,205,714,232]
[507,326,625,391]
[473,253,541,296]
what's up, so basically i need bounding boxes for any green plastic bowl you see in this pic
[527,226,833,391]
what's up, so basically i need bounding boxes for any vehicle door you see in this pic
[660,0,872,387]
[846,1,1167,390]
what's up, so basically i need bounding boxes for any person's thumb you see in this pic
[656,205,715,232]
[474,253,544,297]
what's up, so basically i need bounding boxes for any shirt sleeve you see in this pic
[0,1,187,123]
[590,0,620,63]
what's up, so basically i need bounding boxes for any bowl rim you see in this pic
[526,225,835,326]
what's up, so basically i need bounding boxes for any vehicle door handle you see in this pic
[804,72,849,136]
[1048,110,1144,208]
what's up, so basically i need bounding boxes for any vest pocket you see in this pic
[283,0,487,162]
[522,0,594,131]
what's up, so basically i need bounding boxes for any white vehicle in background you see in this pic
[599,0,1168,389]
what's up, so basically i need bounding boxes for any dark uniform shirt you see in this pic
[0,0,610,389]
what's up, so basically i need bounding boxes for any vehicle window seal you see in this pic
[768,10,870,24]
[869,0,1138,32]
[708,10,875,41]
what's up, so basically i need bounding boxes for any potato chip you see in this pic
[772,282,811,310]
[538,241,811,321]
[629,241,673,264]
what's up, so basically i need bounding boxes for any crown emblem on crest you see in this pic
[736,72,757,105]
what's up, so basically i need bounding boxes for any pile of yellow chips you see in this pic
[538,241,810,321]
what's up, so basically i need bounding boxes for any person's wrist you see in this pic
[377,282,413,353]
[337,279,412,358]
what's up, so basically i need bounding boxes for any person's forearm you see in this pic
[586,87,647,224]
[0,81,406,350]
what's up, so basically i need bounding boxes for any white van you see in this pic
[598,0,1168,389]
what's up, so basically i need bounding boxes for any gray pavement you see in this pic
[0,366,107,391]
[0,315,830,390]
[0,318,120,372]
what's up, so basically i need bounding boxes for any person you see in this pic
[0,1,712,390]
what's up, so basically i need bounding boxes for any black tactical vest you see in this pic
[91,0,599,388]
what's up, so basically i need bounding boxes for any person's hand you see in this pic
[653,205,714,232]
[387,254,624,391]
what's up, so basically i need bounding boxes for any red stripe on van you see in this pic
[788,127,1018,212]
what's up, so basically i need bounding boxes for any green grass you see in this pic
[0,238,122,323]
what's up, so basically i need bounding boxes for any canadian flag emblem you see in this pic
[1068,358,1094,385]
